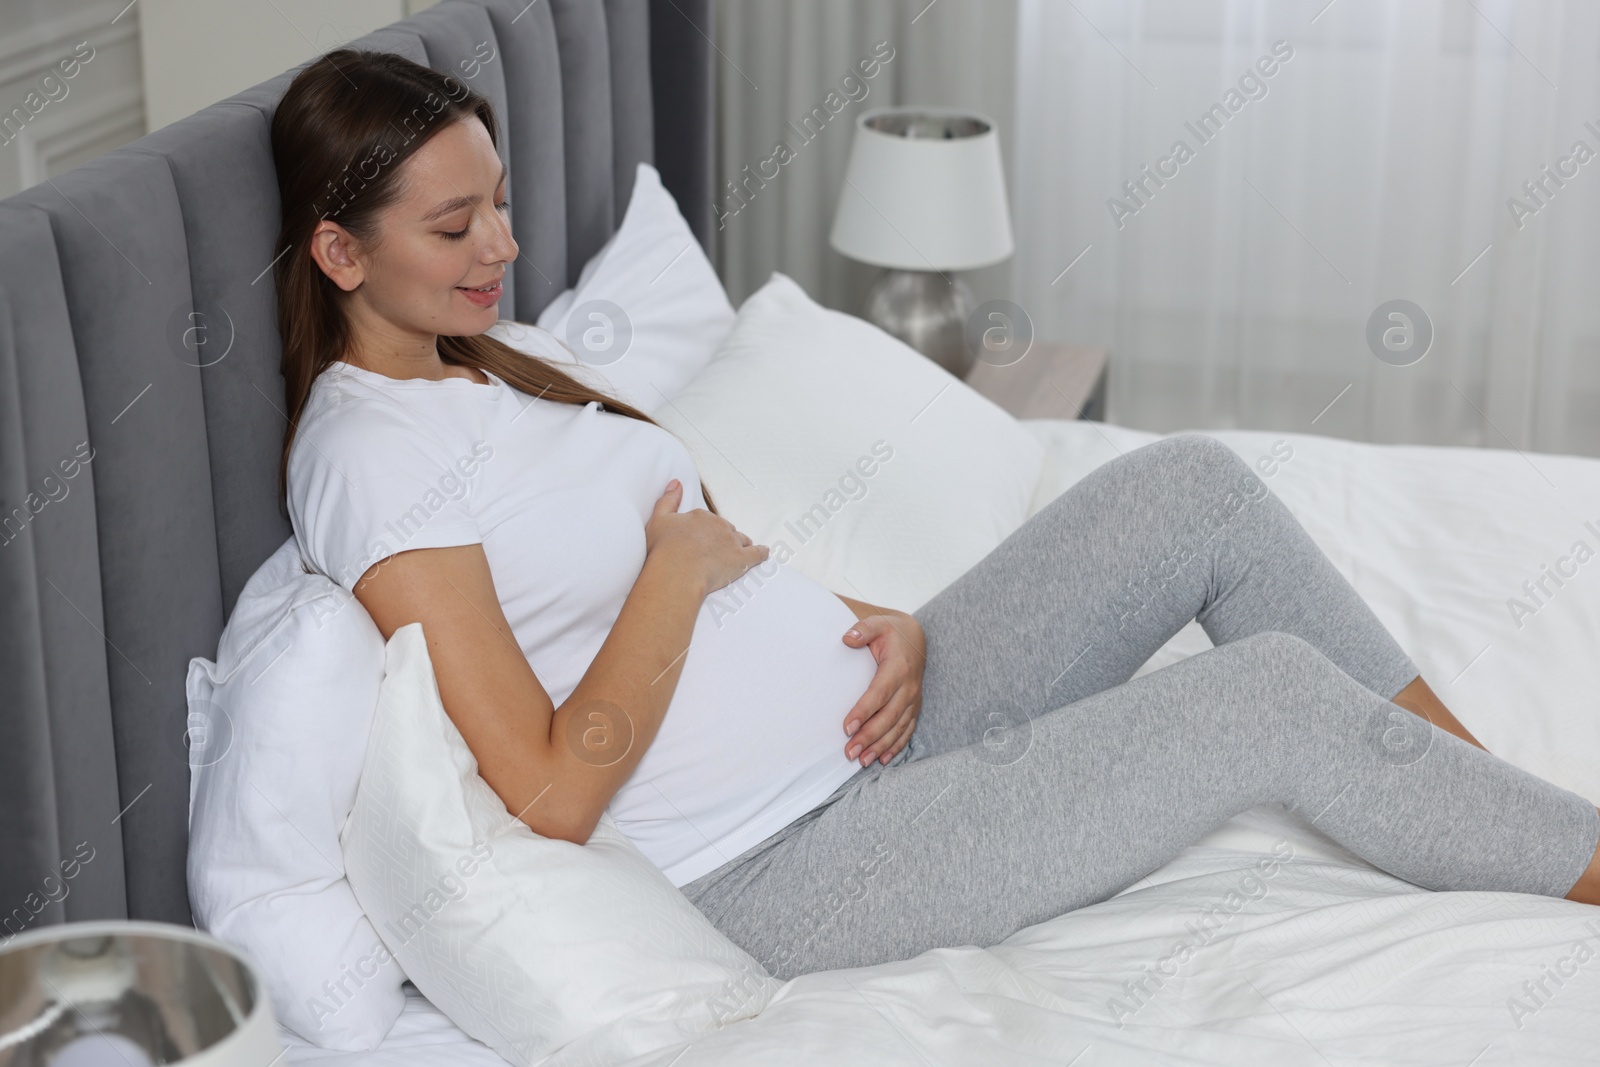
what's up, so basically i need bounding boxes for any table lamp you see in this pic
[829,106,1015,377]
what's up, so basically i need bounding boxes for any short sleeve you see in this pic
[288,402,485,593]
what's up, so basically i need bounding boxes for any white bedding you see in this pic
[282,421,1600,1066]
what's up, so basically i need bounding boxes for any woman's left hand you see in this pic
[840,611,926,767]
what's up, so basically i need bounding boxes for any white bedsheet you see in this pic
[282,422,1600,1066]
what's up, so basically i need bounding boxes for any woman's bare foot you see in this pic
[1565,811,1600,905]
[1392,675,1489,752]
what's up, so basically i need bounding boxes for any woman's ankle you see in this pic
[1392,676,1489,752]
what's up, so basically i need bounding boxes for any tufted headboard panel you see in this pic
[0,0,714,932]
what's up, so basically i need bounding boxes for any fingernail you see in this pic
[847,745,860,760]
[846,629,861,640]
[844,720,859,735]
[862,752,876,765]
[879,752,890,765]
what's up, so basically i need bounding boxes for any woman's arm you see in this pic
[352,543,702,845]
[351,480,765,845]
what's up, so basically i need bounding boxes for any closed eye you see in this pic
[440,198,508,240]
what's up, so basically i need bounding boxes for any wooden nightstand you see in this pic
[963,342,1108,421]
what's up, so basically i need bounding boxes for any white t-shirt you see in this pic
[287,357,877,886]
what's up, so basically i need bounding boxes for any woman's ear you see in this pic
[308,220,365,292]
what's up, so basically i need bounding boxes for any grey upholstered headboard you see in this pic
[0,0,714,933]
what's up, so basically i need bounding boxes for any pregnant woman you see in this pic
[277,51,1600,982]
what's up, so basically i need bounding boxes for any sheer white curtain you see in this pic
[1012,0,1600,458]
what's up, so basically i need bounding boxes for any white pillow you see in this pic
[653,273,1046,613]
[487,162,735,414]
[340,623,781,1066]
[186,536,403,1051]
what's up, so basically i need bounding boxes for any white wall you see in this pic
[0,0,146,199]
[138,0,438,133]
[0,0,442,200]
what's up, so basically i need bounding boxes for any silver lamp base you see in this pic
[861,269,976,378]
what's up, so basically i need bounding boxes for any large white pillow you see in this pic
[487,162,734,415]
[340,623,781,1067]
[186,536,403,1050]
[653,272,1046,613]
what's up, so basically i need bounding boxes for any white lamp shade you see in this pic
[829,106,1014,272]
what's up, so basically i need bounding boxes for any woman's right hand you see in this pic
[644,479,769,597]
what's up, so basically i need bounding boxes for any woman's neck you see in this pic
[341,316,484,384]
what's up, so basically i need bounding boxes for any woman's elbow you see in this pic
[503,770,604,845]
[521,809,601,846]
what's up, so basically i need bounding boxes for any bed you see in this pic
[3,1,1597,1064]
[265,421,1600,1067]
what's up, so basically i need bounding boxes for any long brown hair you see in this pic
[269,49,716,514]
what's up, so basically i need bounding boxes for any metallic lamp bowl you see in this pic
[0,921,282,1067]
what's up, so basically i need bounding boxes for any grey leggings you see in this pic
[679,434,1600,981]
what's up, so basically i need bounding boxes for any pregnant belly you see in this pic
[604,558,880,884]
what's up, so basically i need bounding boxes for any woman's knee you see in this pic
[1037,433,1253,535]
[1152,432,1246,472]
[1228,629,1334,675]
[1118,433,1271,531]
[1161,433,1267,498]
[1212,631,1369,715]
[1174,633,1377,788]
[1217,632,1405,753]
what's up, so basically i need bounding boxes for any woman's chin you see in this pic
[443,302,501,336]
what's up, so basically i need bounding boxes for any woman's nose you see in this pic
[485,205,519,265]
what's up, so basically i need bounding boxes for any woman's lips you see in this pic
[457,280,503,308]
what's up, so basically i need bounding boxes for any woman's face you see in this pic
[313,116,518,346]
